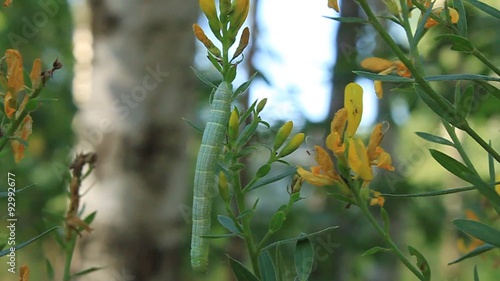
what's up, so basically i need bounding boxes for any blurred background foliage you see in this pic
[0,0,499,280]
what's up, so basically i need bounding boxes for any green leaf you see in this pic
[72,266,104,277]
[381,207,390,234]
[474,81,500,101]
[414,0,435,45]
[0,227,60,256]
[381,185,474,198]
[234,72,257,98]
[425,74,500,82]
[353,71,414,82]
[448,244,495,265]
[218,215,242,234]
[437,34,474,52]
[294,234,314,281]
[465,0,500,19]
[262,226,338,252]
[250,167,297,191]
[200,233,241,239]
[361,246,391,256]
[453,219,500,247]
[45,258,55,281]
[453,0,467,36]
[269,211,286,233]
[0,183,36,198]
[228,255,261,281]
[190,67,217,89]
[455,84,474,119]
[414,85,465,128]
[274,247,287,281]
[323,16,368,23]
[415,132,454,146]
[474,265,480,281]
[408,246,431,281]
[259,250,277,281]
[429,149,476,182]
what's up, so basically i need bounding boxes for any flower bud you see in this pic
[228,108,239,141]
[278,133,304,158]
[256,98,267,113]
[256,164,271,178]
[193,24,222,58]
[269,211,285,233]
[273,121,293,150]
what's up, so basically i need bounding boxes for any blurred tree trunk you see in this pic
[76,0,197,280]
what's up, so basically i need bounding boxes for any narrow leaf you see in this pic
[249,167,297,191]
[0,227,60,256]
[465,0,500,19]
[361,246,391,256]
[474,265,480,281]
[228,255,261,281]
[453,0,467,36]
[455,84,474,119]
[425,74,500,82]
[429,149,476,183]
[381,207,390,234]
[408,246,431,281]
[262,226,338,252]
[448,244,495,265]
[353,71,414,82]
[218,215,242,234]
[73,267,104,277]
[414,0,435,45]
[294,235,314,281]
[323,16,368,23]
[437,34,474,52]
[415,132,454,146]
[259,250,277,281]
[190,66,217,88]
[453,219,500,247]
[0,183,36,198]
[234,72,258,98]
[474,81,500,101]
[45,258,55,281]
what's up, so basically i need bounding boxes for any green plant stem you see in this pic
[357,0,500,164]
[231,171,261,278]
[355,194,425,280]
[471,48,500,76]
[63,234,77,281]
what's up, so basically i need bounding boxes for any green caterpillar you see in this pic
[191,81,232,271]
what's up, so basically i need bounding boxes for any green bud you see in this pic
[218,172,230,202]
[269,211,286,233]
[256,164,271,178]
[291,175,304,194]
[273,121,293,151]
[228,108,239,141]
[256,98,267,113]
[278,133,305,158]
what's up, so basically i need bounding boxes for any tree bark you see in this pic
[75,1,197,280]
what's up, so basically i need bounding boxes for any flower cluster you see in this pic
[297,83,394,206]
[1,50,42,162]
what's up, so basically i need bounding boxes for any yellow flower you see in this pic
[6,49,24,94]
[296,146,347,190]
[424,7,459,29]
[370,191,385,207]
[11,115,33,163]
[328,0,339,12]
[344,82,363,137]
[348,137,373,182]
[325,108,347,157]
[360,57,411,99]
[19,264,29,281]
